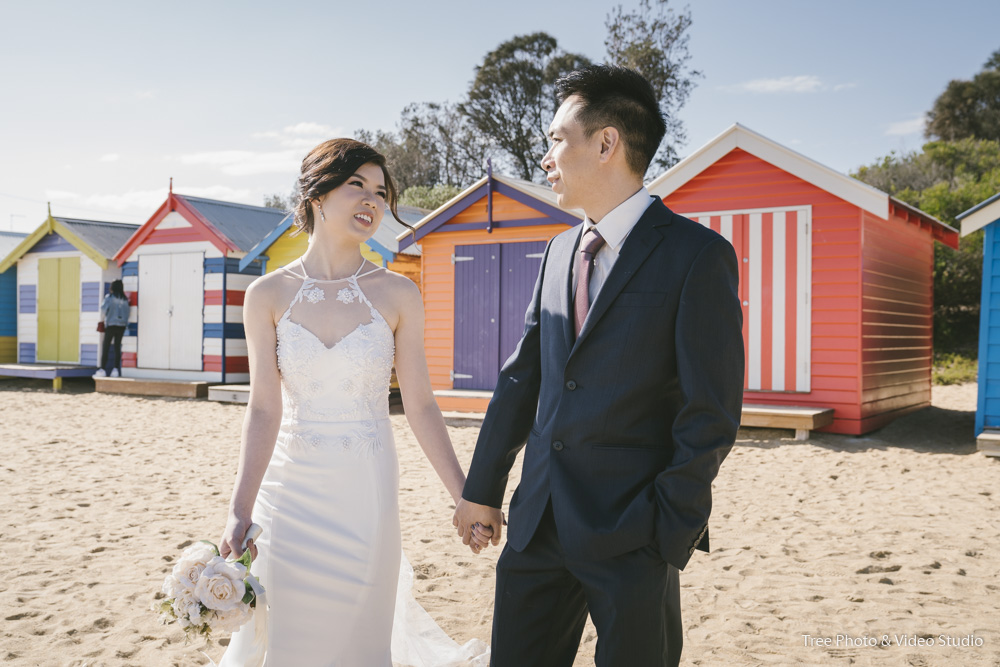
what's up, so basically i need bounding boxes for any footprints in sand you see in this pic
[5,611,39,621]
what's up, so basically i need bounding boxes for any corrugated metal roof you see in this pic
[372,205,426,257]
[0,231,27,258]
[55,218,139,259]
[178,195,290,253]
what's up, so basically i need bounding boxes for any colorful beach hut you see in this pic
[238,205,425,284]
[647,124,959,435]
[396,173,583,412]
[0,231,28,362]
[113,191,288,382]
[0,213,138,370]
[957,193,1000,456]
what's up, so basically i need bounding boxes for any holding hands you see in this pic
[454,498,505,555]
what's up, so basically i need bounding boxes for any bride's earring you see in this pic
[317,202,326,222]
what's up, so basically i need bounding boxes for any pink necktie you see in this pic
[574,228,606,336]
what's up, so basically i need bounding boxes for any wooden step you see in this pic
[741,404,835,441]
[976,430,1000,457]
[208,384,250,404]
[94,377,208,398]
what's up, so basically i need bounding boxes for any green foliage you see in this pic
[357,103,491,192]
[355,127,438,193]
[199,540,221,555]
[926,48,1000,142]
[852,138,999,354]
[399,184,462,211]
[262,184,298,212]
[242,580,255,605]
[932,352,978,385]
[460,32,591,183]
[605,0,700,174]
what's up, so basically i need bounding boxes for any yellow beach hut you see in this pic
[0,212,138,385]
[237,206,426,283]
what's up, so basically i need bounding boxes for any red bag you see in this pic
[97,322,105,333]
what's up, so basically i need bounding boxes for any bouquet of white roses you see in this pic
[155,525,264,640]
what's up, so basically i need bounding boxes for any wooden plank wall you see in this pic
[0,265,15,362]
[662,147,866,433]
[421,192,572,392]
[978,223,999,433]
[859,209,934,431]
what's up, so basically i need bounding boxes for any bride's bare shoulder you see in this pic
[245,268,303,311]
[372,267,420,303]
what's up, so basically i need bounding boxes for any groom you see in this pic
[454,64,744,666]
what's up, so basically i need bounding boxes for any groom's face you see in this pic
[542,95,601,212]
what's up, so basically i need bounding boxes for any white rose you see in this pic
[195,558,248,612]
[171,586,204,626]
[172,542,218,590]
[210,604,252,633]
[161,573,185,598]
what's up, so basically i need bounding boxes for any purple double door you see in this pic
[453,241,546,390]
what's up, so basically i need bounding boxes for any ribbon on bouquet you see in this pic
[204,523,268,667]
[241,523,268,667]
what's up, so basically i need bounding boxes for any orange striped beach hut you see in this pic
[648,124,959,435]
[397,172,582,412]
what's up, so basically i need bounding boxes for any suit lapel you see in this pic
[571,201,671,354]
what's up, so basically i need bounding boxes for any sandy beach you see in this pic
[0,379,996,666]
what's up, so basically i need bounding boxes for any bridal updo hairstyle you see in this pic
[293,138,400,236]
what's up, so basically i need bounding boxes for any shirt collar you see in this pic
[584,186,654,252]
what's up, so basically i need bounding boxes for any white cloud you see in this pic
[722,76,855,94]
[46,190,80,201]
[175,149,302,175]
[724,75,823,93]
[77,189,167,211]
[135,90,155,100]
[46,186,253,214]
[280,137,327,149]
[282,121,341,136]
[176,185,253,201]
[100,153,120,162]
[886,115,926,136]
[253,122,345,148]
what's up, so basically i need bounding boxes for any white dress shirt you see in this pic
[576,186,655,307]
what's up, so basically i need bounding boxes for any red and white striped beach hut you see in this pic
[113,189,287,382]
[648,124,959,434]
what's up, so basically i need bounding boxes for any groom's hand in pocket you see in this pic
[453,499,503,553]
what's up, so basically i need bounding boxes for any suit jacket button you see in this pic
[552,441,564,451]
[565,380,577,390]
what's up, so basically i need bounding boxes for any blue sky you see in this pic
[1,0,997,232]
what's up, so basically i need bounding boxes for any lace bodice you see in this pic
[275,259,395,452]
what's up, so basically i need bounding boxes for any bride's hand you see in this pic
[220,515,258,561]
[470,523,493,552]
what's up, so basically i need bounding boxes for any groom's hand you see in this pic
[453,498,503,553]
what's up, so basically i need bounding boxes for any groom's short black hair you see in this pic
[555,64,666,177]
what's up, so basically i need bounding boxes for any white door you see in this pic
[137,252,204,371]
[170,253,204,371]
[138,254,171,369]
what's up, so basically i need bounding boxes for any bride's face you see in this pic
[314,162,387,242]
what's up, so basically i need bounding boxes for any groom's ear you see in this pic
[598,127,621,164]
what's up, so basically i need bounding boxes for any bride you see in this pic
[216,139,491,666]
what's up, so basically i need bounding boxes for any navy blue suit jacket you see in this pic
[462,197,744,570]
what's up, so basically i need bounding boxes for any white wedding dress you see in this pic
[219,260,489,667]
